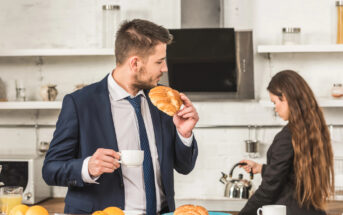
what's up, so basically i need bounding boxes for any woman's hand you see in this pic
[239,159,263,174]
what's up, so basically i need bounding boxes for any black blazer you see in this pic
[239,125,326,215]
[42,75,198,214]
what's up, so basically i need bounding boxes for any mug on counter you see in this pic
[257,205,286,215]
[118,150,144,167]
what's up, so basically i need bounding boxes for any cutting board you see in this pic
[163,212,232,215]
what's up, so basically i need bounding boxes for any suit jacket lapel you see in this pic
[97,75,119,152]
[145,90,163,163]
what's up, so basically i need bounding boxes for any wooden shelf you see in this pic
[259,98,343,108]
[257,44,343,53]
[0,49,114,57]
[0,101,62,109]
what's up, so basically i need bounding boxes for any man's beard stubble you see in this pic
[132,67,159,90]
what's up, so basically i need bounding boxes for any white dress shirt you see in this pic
[81,72,193,214]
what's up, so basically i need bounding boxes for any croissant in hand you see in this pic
[148,86,183,116]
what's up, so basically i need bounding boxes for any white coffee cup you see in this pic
[257,205,286,215]
[118,150,144,167]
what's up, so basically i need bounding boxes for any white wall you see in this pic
[0,0,180,49]
[224,0,343,99]
[0,0,343,199]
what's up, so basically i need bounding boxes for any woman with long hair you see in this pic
[239,70,334,215]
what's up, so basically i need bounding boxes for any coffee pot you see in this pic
[219,162,254,199]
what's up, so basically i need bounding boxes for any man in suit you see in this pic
[42,19,199,214]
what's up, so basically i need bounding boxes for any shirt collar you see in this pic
[107,71,145,101]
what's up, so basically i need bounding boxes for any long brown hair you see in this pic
[267,70,334,210]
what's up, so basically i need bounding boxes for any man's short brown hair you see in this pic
[115,19,173,65]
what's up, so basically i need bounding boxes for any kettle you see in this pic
[219,162,254,199]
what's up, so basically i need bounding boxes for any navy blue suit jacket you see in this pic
[42,75,198,214]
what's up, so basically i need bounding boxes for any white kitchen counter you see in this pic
[175,197,247,212]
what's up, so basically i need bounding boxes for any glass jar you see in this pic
[244,140,259,158]
[15,80,26,101]
[331,83,343,98]
[102,5,120,48]
[337,1,343,44]
[282,27,301,45]
[0,78,6,102]
[0,186,23,215]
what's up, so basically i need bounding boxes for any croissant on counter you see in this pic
[173,204,209,215]
[148,86,183,116]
